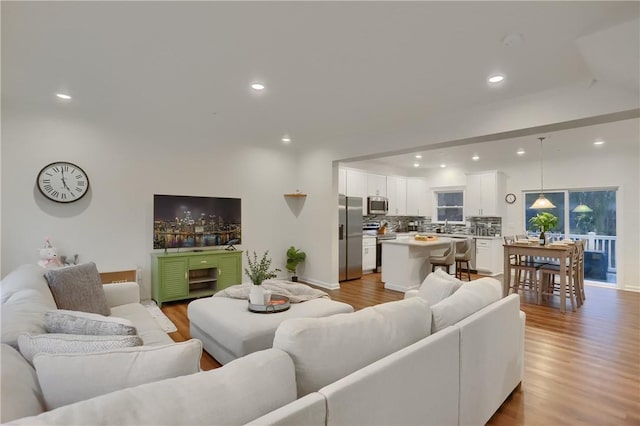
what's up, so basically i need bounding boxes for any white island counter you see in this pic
[381,237,454,292]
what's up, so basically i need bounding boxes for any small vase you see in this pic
[249,285,265,305]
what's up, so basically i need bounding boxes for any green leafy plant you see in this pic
[244,251,280,286]
[286,246,306,275]
[528,212,559,233]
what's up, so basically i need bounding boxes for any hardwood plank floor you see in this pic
[161,273,640,425]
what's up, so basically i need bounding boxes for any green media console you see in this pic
[151,250,243,307]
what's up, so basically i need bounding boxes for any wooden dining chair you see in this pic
[539,244,580,311]
[504,237,545,300]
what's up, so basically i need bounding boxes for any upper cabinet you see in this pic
[406,177,430,216]
[465,171,505,217]
[345,169,368,201]
[367,173,387,197]
[386,176,407,216]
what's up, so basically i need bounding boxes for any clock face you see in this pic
[505,193,516,204]
[37,162,89,203]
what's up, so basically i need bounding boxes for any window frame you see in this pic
[433,188,465,223]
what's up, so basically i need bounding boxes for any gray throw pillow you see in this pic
[44,262,110,316]
[17,333,143,364]
[45,310,137,336]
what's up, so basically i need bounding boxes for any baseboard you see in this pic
[300,276,340,290]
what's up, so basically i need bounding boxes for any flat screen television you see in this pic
[153,194,241,249]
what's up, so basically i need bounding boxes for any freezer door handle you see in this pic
[339,224,344,240]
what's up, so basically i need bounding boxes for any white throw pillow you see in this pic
[0,344,46,422]
[273,297,431,397]
[18,333,143,364]
[430,277,502,333]
[417,270,464,306]
[34,339,202,409]
[44,309,137,336]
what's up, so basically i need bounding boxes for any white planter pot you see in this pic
[249,285,264,305]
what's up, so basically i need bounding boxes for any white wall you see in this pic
[2,82,639,293]
[1,110,299,298]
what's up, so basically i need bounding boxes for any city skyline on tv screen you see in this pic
[153,194,241,249]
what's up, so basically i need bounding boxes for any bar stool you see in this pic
[429,244,455,274]
[454,239,472,281]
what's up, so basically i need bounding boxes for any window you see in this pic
[524,188,618,285]
[435,191,463,222]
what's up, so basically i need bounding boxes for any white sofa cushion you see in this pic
[273,297,431,397]
[1,265,57,348]
[34,339,202,409]
[44,262,110,316]
[319,327,460,426]
[0,344,46,423]
[44,309,137,336]
[111,302,174,346]
[17,333,143,364]
[11,349,297,426]
[430,277,502,333]
[417,269,464,306]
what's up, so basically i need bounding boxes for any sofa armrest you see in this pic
[103,282,140,307]
[404,290,419,299]
[245,392,326,426]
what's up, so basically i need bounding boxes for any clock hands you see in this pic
[59,170,75,197]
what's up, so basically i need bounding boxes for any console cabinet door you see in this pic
[160,257,189,299]
[217,254,242,290]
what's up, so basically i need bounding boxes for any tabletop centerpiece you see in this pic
[245,250,280,305]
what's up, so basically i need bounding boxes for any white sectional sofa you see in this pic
[3,265,525,426]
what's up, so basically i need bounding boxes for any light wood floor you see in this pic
[161,273,640,425]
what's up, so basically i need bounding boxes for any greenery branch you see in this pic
[245,250,280,285]
[528,212,559,233]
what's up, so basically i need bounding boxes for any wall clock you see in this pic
[505,193,516,204]
[36,161,90,203]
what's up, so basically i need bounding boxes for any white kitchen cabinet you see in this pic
[345,169,368,202]
[406,178,429,216]
[465,171,505,217]
[362,236,377,272]
[475,237,503,276]
[338,167,347,195]
[386,176,407,216]
[367,173,387,197]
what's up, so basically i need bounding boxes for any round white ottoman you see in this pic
[188,296,354,364]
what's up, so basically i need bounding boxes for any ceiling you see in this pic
[345,117,640,174]
[2,2,639,156]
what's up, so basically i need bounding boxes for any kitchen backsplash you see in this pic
[364,215,503,236]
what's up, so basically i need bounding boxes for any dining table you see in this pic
[503,241,574,312]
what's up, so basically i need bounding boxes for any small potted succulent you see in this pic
[245,251,280,305]
[286,246,306,282]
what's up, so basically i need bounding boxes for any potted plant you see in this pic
[245,251,280,305]
[286,246,306,282]
[528,212,559,245]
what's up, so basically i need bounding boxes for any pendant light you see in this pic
[529,137,556,209]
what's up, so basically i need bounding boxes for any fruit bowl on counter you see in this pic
[414,234,439,242]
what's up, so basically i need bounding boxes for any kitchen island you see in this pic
[381,237,454,292]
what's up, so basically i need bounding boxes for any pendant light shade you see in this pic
[530,137,556,209]
[572,204,593,213]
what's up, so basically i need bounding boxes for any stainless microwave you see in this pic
[367,196,388,215]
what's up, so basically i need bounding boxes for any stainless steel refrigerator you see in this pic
[339,195,363,281]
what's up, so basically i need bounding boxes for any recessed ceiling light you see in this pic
[413,163,420,168]
[488,75,505,84]
[440,164,447,168]
[472,155,480,161]
[281,136,291,144]
[415,154,422,159]
[593,140,605,146]
[56,93,72,100]
[517,149,526,155]
[251,83,265,91]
